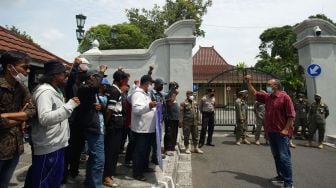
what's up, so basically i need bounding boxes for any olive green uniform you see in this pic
[235,98,248,140]
[180,99,199,146]
[308,101,329,143]
[294,100,309,137]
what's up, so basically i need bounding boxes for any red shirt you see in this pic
[256,91,296,135]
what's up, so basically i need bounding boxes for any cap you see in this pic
[86,70,100,77]
[140,75,153,84]
[314,93,321,97]
[154,78,167,85]
[79,57,90,65]
[79,64,89,72]
[101,78,111,85]
[239,90,248,94]
[186,91,193,95]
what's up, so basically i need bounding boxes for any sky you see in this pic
[1,0,336,66]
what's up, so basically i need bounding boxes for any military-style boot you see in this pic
[194,144,204,154]
[243,138,251,145]
[185,144,191,154]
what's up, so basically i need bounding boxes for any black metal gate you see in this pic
[197,67,277,131]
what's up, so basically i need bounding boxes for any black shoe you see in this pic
[199,143,204,148]
[206,143,215,146]
[133,175,147,181]
[270,176,284,184]
[144,167,155,173]
[151,159,158,165]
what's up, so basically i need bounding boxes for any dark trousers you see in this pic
[64,125,85,179]
[294,117,308,137]
[125,131,135,163]
[199,112,215,144]
[31,149,64,188]
[164,120,179,151]
[0,152,20,188]
[104,127,123,177]
[308,123,326,143]
[150,133,158,163]
[132,132,154,177]
[120,127,131,153]
[268,132,293,187]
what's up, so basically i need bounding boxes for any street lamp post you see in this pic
[75,14,86,43]
[75,14,118,46]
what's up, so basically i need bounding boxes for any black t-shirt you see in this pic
[106,85,124,128]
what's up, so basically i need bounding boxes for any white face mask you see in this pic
[10,65,28,84]
[188,96,194,101]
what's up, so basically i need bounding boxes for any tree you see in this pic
[255,14,335,94]
[78,23,150,53]
[309,14,336,26]
[126,0,212,45]
[6,25,34,42]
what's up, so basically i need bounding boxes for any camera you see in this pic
[313,26,322,36]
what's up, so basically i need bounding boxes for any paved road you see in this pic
[192,135,336,188]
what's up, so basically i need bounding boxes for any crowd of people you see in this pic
[0,50,330,188]
[0,50,206,188]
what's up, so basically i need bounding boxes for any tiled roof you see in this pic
[193,46,234,82]
[0,26,70,66]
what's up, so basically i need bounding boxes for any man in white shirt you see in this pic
[130,75,157,181]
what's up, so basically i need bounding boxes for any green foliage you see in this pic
[255,14,335,94]
[309,14,336,26]
[126,0,212,44]
[78,23,150,53]
[236,61,247,70]
[6,25,34,42]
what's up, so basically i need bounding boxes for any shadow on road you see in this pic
[211,170,282,188]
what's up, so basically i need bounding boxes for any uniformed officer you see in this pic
[294,93,309,139]
[199,88,216,147]
[306,94,329,149]
[254,100,268,145]
[179,91,203,154]
[235,90,251,145]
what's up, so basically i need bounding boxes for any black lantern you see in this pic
[76,14,86,29]
[111,28,118,39]
[76,28,85,43]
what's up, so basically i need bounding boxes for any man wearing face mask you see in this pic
[130,75,157,181]
[245,75,295,188]
[179,91,203,154]
[306,94,329,149]
[235,90,251,145]
[199,88,216,147]
[294,93,309,139]
[0,51,36,188]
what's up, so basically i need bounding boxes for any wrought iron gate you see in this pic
[196,67,277,131]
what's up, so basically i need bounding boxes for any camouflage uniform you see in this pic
[235,98,248,141]
[308,101,329,144]
[0,77,35,161]
[180,98,199,147]
[294,99,309,138]
[254,101,267,141]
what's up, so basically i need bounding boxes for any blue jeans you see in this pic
[0,152,20,188]
[31,148,64,188]
[268,132,293,187]
[84,132,105,188]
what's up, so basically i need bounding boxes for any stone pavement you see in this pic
[10,130,191,188]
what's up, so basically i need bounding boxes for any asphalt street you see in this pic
[192,135,336,188]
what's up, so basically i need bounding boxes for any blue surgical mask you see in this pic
[266,87,273,93]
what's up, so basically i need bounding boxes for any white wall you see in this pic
[294,19,336,138]
[80,20,196,103]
